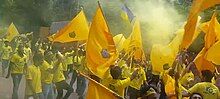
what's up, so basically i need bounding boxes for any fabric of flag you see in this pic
[48,10,89,43]
[86,6,118,79]
[6,23,19,42]
[151,29,184,73]
[194,12,218,72]
[113,34,126,52]
[206,41,220,65]
[125,20,145,61]
[180,0,220,50]
[121,4,135,22]
[85,74,119,99]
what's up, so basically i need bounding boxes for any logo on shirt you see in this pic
[204,86,217,95]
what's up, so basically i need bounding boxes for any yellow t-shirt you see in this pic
[40,61,53,84]
[10,53,27,74]
[188,82,220,99]
[118,60,126,68]
[74,56,89,74]
[108,78,131,97]
[130,67,146,90]
[65,51,74,65]
[53,62,65,83]
[180,72,194,87]
[2,46,12,59]
[26,65,42,94]
[121,65,131,78]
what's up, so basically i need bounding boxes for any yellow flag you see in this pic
[151,29,184,73]
[151,44,174,73]
[86,6,117,79]
[206,41,220,65]
[125,20,145,61]
[85,74,119,99]
[6,23,19,42]
[180,0,220,50]
[194,12,218,72]
[194,48,215,72]
[48,10,89,43]
[113,34,126,52]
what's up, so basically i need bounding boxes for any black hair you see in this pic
[163,63,169,70]
[110,66,122,79]
[201,70,213,82]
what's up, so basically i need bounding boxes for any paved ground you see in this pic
[0,62,86,99]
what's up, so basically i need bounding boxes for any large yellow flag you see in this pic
[125,20,145,61]
[6,23,19,42]
[113,34,126,52]
[151,29,184,73]
[48,10,89,43]
[86,6,117,79]
[205,12,220,65]
[194,12,218,72]
[180,0,220,50]
[206,41,220,65]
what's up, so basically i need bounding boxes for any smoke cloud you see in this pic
[128,0,186,46]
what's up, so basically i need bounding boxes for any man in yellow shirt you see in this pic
[53,52,73,99]
[25,52,44,99]
[1,40,12,76]
[108,66,138,97]
[6,44,26,99]
[128,63,147,99]
[183,70,220,99]
[40,51,54,99]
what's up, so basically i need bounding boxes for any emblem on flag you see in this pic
[69,31,76,38]
[101,49,110,58]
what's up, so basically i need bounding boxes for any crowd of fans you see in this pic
[0,34,220,99]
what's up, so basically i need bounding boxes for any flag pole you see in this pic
[79,72,123,99]
[97,1,112,35]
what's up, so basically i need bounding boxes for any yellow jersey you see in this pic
[2,46,12,60]
[130,67,146,90]
[108,78,131,97]
[40,61,53,84]
[26,65,42,94]
[53,62,65,83]
[10,53,27,74]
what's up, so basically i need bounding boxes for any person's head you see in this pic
[201,70,213,82]
[17,44,24,54]
[4,40,9,46]
[163,63,169,70]
[151,74,160,83]
[33,52,44,67]
[190,93,203,99]
[110,66,122,79]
